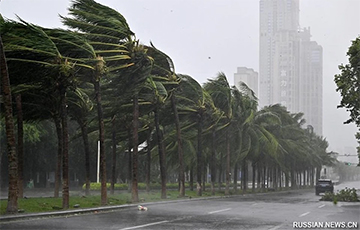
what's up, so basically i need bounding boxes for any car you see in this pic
[315,179,334,195]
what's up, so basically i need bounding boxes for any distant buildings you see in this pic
[234,67,259,97]
[258,0,323,135]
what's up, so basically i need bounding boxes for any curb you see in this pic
[0,204,137,222]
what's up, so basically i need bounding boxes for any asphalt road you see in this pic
[1,181,359,230]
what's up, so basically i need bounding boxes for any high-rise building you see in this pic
[234,67,259,97]
[259,0,323,135]
[299,27,323,135]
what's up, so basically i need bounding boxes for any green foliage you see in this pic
[23,123,43,143]
[321,188,359,202]
[335,36,360,126]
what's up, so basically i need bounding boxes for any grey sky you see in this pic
[1,0,359,161]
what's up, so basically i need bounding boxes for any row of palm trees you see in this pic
[0,0,335,214]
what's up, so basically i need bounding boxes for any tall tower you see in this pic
[259,0,323,135]
[259,0,300,110]
[299,27,323,135]
[234,67,259,97]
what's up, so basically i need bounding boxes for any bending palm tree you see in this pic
[62,0,133,205]
[0,31,18,214]
[1,17,97,208]
[176,74,218,196]
[204,72,232,195]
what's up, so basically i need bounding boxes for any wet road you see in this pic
[1,181,359,230]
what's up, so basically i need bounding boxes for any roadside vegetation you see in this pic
[320,188,360,203]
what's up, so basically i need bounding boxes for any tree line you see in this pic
[0,0,335,214]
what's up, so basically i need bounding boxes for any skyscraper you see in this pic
[299,27,323,135]
[259,0,323,135]
[234,67,259,97]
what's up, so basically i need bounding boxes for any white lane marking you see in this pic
[208,208,232,214]
[269,224,284,230]
[299,212,310,217]
[119,220,169,230]
[318,204,326,208]
[252,203,257,206]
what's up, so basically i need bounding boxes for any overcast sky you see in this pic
[1,0,359,161]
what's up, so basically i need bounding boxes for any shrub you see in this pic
[321,187,359,202]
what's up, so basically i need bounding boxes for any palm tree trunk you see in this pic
[132,94,139,202]
[79,121,91,196]
[210,129,216,195]
[257,163,261,189]
[1,36,18,214]
[306,169,309,186]
[60,87,69,209]
[285,171,289,188]
[93,80,107,205]
[252,162,256,192]
[274,167,277,189]
[127,129,132,192]
[233,163,238,193]
[54,116,63,198]
[225,129,230,195]
[202,166,206,191]
[262,165,266,190]
[242,160,248,191]
[196,115,203,196]
[218,151,223,191]
[146,133,151,193]
[171,95,185,197]
[189,165,194,191]
[310,168,315,187]
[278,168,282,190]
[111,116,117,195]
[291,160,296,189]
[155,106,166,199]
[16,95,24,198]
[316,167,321,184]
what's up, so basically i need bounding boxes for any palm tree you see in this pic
[204,72,232,195]
[176,74,218,196]
[67,86,94,196]
[230,83,258,192]
[0,28,18,214]
[1,16,100,208]
[146,43,186,197]
[62,0,134,205]
[15,94,24,198]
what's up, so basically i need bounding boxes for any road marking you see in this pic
[119,220,169,230]
[318,204,326,208]
[269,224,284,230]
[208,208,232,214]
[299,212,310,217]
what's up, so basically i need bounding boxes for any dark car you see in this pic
[315,179,334,195]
